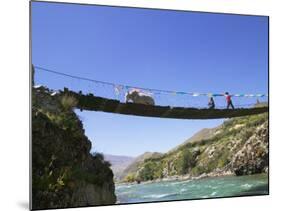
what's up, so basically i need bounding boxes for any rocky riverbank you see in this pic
[117,168,234,186]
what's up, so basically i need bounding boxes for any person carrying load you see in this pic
[225,92,235,109]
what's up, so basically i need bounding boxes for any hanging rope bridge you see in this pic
[33,65,269,119]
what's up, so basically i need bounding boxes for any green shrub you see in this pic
[217,152,230,168]
[190,165,206,176]
[138,161,158,181]
[92,152,111,168]
[174,148,196,175]
[60,95,78,111]
[124,173,136,182]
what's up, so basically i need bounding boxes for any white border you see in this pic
[1,0,280,211]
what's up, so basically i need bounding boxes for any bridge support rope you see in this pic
[62,89,268,120]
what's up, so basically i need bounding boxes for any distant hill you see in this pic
[120,152,163,181]
[104,154,135,181]
[168,126,221,153]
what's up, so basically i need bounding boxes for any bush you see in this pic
[217,152,230,168]
[190,165,206,176]
[124,173,136,182]
[60,95,78,111]
[138,161,158,181]
[92,152,104,160]
[175,148,196,175]
[92,152,111,168]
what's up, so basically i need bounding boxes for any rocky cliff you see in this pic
[32,86,116,209]
[231,121,268,175]
[122,112,268,182]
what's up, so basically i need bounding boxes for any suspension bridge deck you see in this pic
[65,90,268,119]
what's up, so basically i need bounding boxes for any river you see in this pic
[116,173,268,203]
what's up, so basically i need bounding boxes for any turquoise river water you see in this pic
[116,173,268,203]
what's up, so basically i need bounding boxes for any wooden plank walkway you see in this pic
[64,90,268,120]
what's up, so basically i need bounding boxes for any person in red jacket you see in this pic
[225,92,235,109]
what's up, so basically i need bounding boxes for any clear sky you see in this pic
[31,2,268,157]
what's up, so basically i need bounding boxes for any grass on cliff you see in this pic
[60,95,78,111]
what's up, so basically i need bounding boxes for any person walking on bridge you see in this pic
[208,97,215,109]
[225,92,234,109]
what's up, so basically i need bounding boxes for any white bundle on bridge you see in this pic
[125,89,155,105]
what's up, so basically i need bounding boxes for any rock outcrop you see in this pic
[231,121,269,175]
[32,86,116,209]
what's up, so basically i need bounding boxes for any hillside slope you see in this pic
[104,154,135,181]
[168,126,221,153]
[120,152,163,181]
[122,113,268,182]
[32,86,116,209]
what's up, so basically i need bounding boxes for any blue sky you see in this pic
[31,2,268,156]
